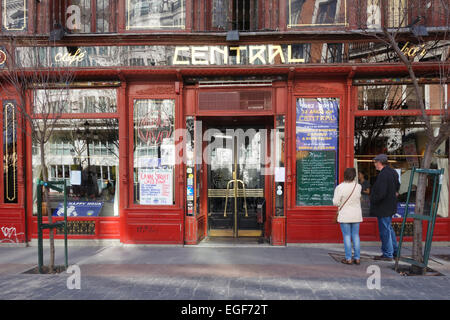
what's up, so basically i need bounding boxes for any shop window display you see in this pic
[354,116,449,218]
[133,99,175,205]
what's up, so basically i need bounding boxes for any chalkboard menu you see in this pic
[296,151,336,206]
[295,98,339,206]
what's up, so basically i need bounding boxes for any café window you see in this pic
[355,116,449,218]
[357,84,447,111]
[32,118,119,217]
[32,88,119,217]
[1,0,27,31]
[52,0,117,33]
[34,89,117,114]
[3,101,18,203]
[287,0,347,28]
[133,99,175,205]
[295,98,339,206]
[126,0,186,30]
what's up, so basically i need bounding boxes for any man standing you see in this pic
[370,154,400,261]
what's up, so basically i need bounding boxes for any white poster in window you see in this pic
[275,167,285,182]
[139,168,173,205]
[70,170,82,185]
[161,143,175,166]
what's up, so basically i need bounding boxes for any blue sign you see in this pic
[393,202,416,218]
[296,98,339,151]
[52,202,103,217]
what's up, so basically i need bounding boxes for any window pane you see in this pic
[126,0,186,30]
[296,98,339,206]
[2,0,27,31]
[32,117,119,217]
[354,116,448,218]
[288,0,347,27]
[212,0,230,30]
[357,85,427,110]
[133,99,175,205]
[34,89,117,114]
[3,101,18,203]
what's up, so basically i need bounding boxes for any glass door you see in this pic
[207,127,265,237]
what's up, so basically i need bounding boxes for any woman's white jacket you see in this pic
[333,181,363,223]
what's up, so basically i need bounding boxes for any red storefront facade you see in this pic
[1,0,449,245]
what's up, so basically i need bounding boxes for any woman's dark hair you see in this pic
[344,168,356,182]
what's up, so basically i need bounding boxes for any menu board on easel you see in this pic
[295,98,339,206]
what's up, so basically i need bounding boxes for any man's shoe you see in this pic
[373,255,393,261]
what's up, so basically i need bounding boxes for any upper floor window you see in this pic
[288,0,347,28]
[2,0,28,32]
[126,0,186,30]
[209,0,260,31]
[52,0,117,33]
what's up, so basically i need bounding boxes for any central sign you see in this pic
[172,45,306,65]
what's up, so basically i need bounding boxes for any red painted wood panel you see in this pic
[126,222,182,244]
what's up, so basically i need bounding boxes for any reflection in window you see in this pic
[357,84,447,111]
[387,0,407,28]
[126,0,185,30]
[53,0,117,33]
[32,118,119,217]
[3,101,18,203]
[355,116,449,218]
[212,0,230,30]
[134,99,175,205]
[34,89,117,114]
[288,0,346,27]
[323,43,343,63]
[2,0,27,31]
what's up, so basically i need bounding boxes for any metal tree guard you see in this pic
[395,167,444,273]
[36,179,68,273]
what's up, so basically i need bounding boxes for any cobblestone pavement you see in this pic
[0,243,449,300]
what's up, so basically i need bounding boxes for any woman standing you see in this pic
[333,168,363,265]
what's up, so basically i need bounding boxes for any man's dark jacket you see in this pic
[370,166,400,217]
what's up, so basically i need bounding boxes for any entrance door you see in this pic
[207,127,265,237]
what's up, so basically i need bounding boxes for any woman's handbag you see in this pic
[335,182,358,223]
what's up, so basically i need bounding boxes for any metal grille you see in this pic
[198,90,271,111]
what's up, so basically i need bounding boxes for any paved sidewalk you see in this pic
[0,242,449,300]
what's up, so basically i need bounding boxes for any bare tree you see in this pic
[354,0,450,274]
[0,37,75,272]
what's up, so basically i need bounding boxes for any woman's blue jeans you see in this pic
[339,223,361,261]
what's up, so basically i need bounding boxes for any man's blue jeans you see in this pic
[377,216,398,258]
[339,223,360,261]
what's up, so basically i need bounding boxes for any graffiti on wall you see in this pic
[1,226,24,243]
